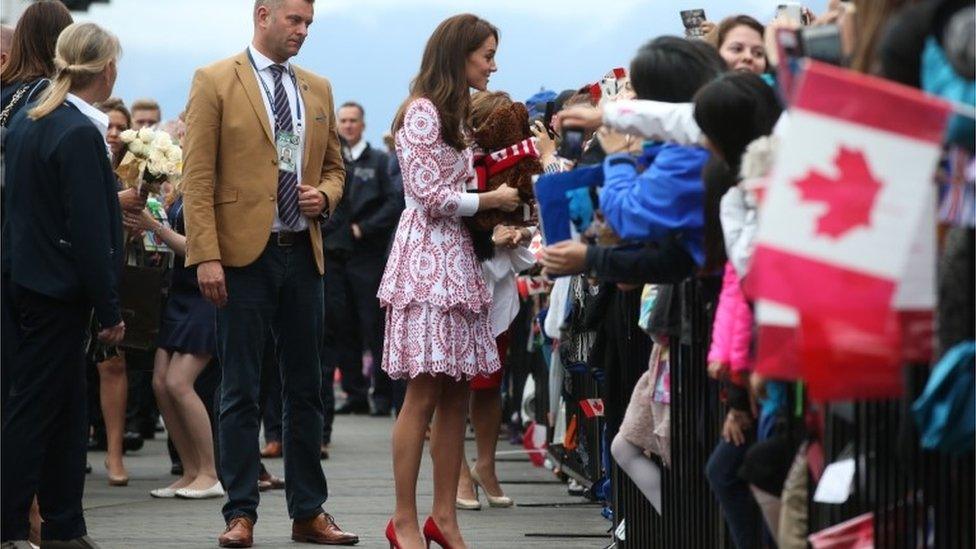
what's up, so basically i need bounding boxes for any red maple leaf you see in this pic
[793,147,883,239]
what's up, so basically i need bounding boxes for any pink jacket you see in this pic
[707,262,753,373]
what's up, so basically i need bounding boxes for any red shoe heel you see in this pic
[385,519,402,549]
[423,516,453,549]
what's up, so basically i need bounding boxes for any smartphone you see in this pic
[680,9,707,38]
[775,27,803,103]
[776,2,803,25]
[558,127,585,162]
[802,24,843,66]
[542,101,556,139]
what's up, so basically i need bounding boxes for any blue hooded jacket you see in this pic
[600,144,710,266]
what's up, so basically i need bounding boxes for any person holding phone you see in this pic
[380,13,520,549]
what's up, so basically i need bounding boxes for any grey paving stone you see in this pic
[82,414,609,548]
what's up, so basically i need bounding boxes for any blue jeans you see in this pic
[705,436,761,549]
[217,234,327,523]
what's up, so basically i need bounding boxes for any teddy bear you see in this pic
[465,101,541,233]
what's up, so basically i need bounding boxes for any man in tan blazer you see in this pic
[181,0,358,546]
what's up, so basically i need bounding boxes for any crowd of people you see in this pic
[0,0,973,548]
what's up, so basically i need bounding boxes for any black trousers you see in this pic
[263,328,333,446]
[217,236,328,523]
[1,285,91,541]
[322,251,403,411]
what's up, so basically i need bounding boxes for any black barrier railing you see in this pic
[538,275,974,548]
[610,278,738,549]
[813,369,976,548]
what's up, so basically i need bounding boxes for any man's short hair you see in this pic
[338,101,364,119]
[254,0,314,11]
[131,98,161,114]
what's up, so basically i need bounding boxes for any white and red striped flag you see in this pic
[746,62,951,400]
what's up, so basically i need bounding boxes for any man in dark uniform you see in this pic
[322,101,404,419]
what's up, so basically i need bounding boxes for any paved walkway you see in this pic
[83,414,610,548]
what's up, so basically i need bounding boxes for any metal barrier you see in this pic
[813,372,975,548]
[536,275,974,548]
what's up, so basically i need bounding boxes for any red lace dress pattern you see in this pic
[377,98,500,380]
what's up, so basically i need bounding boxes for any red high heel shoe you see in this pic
[423,516,453,549]
[385,519,402,549]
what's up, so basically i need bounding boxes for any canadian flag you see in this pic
[579,398,605,418]
[746,62,951,400]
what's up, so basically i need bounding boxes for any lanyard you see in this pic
[246,48,303,128]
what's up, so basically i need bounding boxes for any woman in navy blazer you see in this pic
[1,22,123,549]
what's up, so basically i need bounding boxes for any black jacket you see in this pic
[323,142,403,255]
[2,101,124,327]
[584,233,696,286]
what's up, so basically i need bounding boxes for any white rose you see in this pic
[166,147,182,163]
[148,149,167,167]
[128,141,145,156]
[120,129,137,144]
[153,132,173,151]
[138,127,155,144]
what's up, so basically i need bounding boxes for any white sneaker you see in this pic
[149,487,178,498]
[175,482,225,499]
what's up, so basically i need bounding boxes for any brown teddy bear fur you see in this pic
[466,102,541,232]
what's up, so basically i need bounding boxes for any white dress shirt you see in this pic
[66,93,111,159]
[346,138,367,162]
[247,44,308,232]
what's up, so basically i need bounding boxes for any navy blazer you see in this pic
[2,100,123,327]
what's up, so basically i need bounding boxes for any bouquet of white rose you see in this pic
[116,127,182,196]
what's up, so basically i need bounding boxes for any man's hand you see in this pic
[197,260,227,307]
[98,321,126,346]
[298,185,327,217]
[540,241,588,277]
[118,188,147,213]
[351,223,362,240]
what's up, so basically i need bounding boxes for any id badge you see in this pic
[276,130,299,173]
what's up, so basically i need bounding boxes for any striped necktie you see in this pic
[268,64,301,230]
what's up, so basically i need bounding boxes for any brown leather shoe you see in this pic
[258,469,285,491]
[292,513,359,545]
[259,441,282,458]
[218,516,254,548]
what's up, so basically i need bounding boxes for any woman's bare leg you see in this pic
[391,375,442,549]
[429,377,470,548]
[165,352,216,489]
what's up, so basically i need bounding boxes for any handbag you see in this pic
[118,264,166,350]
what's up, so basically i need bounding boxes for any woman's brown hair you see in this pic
[707,15,765,49]
[96,96,132,128]
[848,0,909,74]
[96,97,131,167]
[392,13,498,151]
[1,0,73,84]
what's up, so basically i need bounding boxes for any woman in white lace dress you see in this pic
[378,13,520,549]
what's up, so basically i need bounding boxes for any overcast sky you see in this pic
[72,0,827,148]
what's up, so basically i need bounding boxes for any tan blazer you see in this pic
[182,51,344,274]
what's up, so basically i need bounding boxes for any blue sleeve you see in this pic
[599,146,708,242]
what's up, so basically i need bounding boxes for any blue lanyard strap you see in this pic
[245,48,303,124]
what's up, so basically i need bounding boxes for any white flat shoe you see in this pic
[174,482,225,500]
[149,487,178,498]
